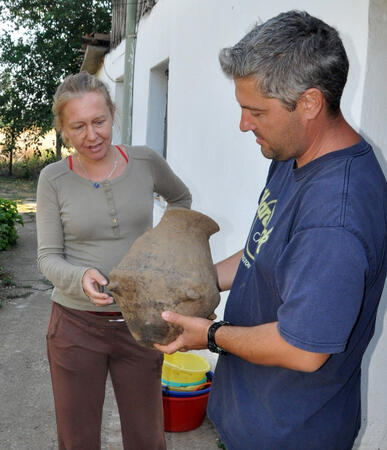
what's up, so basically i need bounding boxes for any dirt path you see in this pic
[0,210,58,449]
[0,210,135,449]
[0,183,219,449]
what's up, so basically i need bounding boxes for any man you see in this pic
[155,10,387,450]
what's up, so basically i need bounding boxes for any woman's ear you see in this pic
[61,132,71,148]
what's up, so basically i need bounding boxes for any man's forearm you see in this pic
[214,321,330,372]
[155,312,330,373]
[215,249,243,291]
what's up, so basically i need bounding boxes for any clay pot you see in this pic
[107,208,220,348]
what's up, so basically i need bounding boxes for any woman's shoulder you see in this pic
[121,144,161,162]
[39,157,70,181]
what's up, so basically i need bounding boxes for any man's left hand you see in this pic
[153,311,212,354]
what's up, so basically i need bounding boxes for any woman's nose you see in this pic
[85,124,97,140]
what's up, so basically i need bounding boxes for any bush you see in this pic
[0,148,58,179]
[15,149,57,179]
[0,198,24,250]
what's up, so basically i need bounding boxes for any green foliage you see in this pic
[0,0,112,169]
[216,439,227,449]
[0,68,32,176]
[0,148,57,179]
[0,274,14,287]
[16,149,57,179]
[0,198,24,250]
[0,265,15,307]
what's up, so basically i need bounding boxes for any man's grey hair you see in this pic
[219,10,349,115]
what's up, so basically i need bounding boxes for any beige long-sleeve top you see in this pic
[36,145,192,311]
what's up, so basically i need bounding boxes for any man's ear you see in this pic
[297,88,324,120]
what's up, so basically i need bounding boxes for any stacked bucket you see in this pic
[161,352,212,432]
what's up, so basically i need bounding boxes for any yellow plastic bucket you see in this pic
[162,352,210,387]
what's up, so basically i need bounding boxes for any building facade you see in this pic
[93,1,387,448]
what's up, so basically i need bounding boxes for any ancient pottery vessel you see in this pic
[108,208,220,348]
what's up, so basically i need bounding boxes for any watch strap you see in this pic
[207,320,231,355]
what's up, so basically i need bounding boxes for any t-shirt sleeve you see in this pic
[276,227,368,354]
[36,169,91,300]
[149,150,192,209]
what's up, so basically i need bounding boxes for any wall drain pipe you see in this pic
[121,0,137,145]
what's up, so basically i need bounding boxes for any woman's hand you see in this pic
[153,311,212,354]
[82,268,114,306]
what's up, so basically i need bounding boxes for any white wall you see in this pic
[131,0,370,258]
[354,1,387,448]
[100,1,386,447]
[97,40,126,145]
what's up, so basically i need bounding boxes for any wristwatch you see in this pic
[207,321,232,355]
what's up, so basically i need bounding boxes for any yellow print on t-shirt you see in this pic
[244,188,277,265]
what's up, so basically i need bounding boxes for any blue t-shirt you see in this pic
[208,138,387,450]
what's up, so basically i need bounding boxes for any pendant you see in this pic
[93,182,100,188]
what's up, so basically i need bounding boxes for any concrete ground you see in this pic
[0,212,220,450]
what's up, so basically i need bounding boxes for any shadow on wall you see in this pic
[356,0,387,447]
[360,0,387,177]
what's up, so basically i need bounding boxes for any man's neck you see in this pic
[296,112,361,168]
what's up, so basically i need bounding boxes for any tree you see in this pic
[0,38,48,175]
[0,69,25,176]
[0,1,111,167]
[0,67,41,176]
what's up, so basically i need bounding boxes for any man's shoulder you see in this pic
[312,140,384,207]
[296,139,382,199]
[291,140,385,266]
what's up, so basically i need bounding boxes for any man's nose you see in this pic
[239,110,255,132]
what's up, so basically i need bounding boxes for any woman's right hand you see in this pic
[82,268,115,306]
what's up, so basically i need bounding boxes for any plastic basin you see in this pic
[162,352,210,386]
[163,391,210,432]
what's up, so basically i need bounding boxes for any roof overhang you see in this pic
[80,44,109,75]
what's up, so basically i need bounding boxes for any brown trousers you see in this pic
[46,302,166,450]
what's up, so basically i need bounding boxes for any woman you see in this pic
[36,72,192,450]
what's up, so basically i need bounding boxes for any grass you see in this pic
[0,176,37,213]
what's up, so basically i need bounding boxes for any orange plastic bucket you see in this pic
[162,391,210,432]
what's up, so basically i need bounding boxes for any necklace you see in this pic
[77,148,117,189]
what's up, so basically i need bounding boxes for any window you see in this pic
[147,59,169,158]
[112,78,124,144]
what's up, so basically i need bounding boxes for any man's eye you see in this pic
[95,120,105,126]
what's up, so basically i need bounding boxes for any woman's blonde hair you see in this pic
[52,72,115,143]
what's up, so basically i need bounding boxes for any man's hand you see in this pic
[153,311,212,354]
